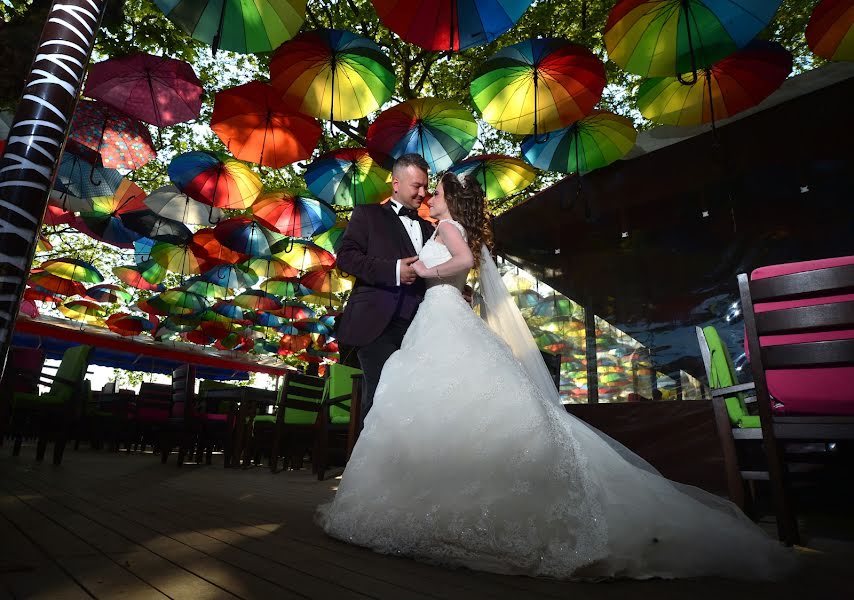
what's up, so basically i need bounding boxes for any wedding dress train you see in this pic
[317,220,794,580]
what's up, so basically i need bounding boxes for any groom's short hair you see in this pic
[393,153,429,177]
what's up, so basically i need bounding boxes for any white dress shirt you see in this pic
[389,199,423,286]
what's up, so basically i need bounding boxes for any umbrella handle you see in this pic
[88,163,102,186]
[677,0,699,86]
[207,204,221,225]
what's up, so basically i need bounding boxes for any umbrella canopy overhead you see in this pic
[83,52,203,128]
[252,190,336,238]
[447,154,535,200]
[806,0,854,62]
[41,258,103,284]
[604,0,783,79]
[154,0,306,54]
[637,41,793,126]
[367,98,478,173]
[213,217,286,257]
[471,38,606,136]
[304,148,392,207]
[211,81,321,168]
[69,100,156,170]
[270,28,396,121]
[371,0,533,51]
[168,151,262,210]
[51,152,124,211]
[145,184,223,225]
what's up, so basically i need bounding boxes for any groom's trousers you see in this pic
[356,316,410,424]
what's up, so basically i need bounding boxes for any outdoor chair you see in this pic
[133,381,172,452]
[160,364,200,466]
[736,259,854,545]
[8,345,92,464]
[251,371,326,473]
[314,363,361,480]
[79,382,137,452]
[195,379,237,465]
[0,346,45,447]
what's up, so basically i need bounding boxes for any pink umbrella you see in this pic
[84,53,203,129]
[69,100,156,170]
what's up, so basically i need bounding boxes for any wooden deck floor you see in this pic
[0,446,851,600]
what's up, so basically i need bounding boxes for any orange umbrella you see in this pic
[211,81,322,168]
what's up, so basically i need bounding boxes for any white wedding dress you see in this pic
[317,219,795,580]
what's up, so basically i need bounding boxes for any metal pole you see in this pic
[583,297,598,404]
[0,0,108,379]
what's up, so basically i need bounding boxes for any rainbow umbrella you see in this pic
[161,315,203,333]
[233,290,282,311]
[60,300,105,324]
[83,52,203,129]
[270,301,315,321]
[292,318,331,335]
[160,289,208,315]
[213,217,286,257]
[210,301,247,322]
[312,219,347,254]
[533,294,580,318]
[240,256,299,279]
[79,179,148,246]
[112,265,166,292]
[69,100,156,170]
[184,278,229,300]
[604,0,783,80]
[371,0,532,51]
[252,311,287,329]
[168,151,262,211]
[145,185,223,225]
[278,333,311,354]
[27,272,85,297]
[637,41,792,127]
[86,284,132,304]
[51,152,124,211]
[184,329,215,345]
[150,241,202,276]
[35,235,53,253]
[192,228,247,271]
[521,110,638,174]
[252,190,336,238]
[106,313,155,336]
[367,98,478,173]
[198,263,259,290]
[270,29,396,121]
[471,39,606,137]
[41,258,103,283]
[273,239,336,273]
[512,289,543,309]
[305,148,392,207]
[300,268,355,295]
[447,154,535,200]
[211,81,321,168]
[807,0,854,61]
[154,0,306,54]
[260,276,310,297]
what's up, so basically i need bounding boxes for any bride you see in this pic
[317,172,795,581]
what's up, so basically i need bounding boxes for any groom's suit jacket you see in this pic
[336,201,434,347]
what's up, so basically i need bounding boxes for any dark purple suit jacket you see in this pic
[336,202,434,347]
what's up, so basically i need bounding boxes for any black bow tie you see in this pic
[397,206,419,220]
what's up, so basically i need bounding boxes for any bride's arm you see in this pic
[412,222,474,279]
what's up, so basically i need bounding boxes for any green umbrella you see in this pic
[447,154,535,201]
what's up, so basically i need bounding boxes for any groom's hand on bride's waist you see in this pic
[399,256,419,285]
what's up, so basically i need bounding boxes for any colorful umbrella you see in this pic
[154,0,306,54]
[807,0,854,62]
[447,154,535,200]
[86,284,132,304]
[271,301,315,320]
[521,110,638,174]
[367,98,478,173]
[41,258,103,283]
[198,263,259,290]
[112,265,166,291]
[270,28,396,121]
[273,239,336,273]
[160,289,208,315]
[260,276,310,298]
[213,217,286,257]
[60,300,105,324]
[185,278,230,300]
[192,228,247,271]
[83,52,203,128]
[604,0,783,80]
[144,184,223,225]
[28,272,86,297]
[168,151,262,211]
[252,190,336,238]
[211,81,321,168]
[304,148,392,207]
[312,218,348,254]
[51,152,123,211]
[471,39,606,136]
[637,41,792,127]
[69,100,156,170]
[106,313,155,336]
[233,290,282,311]
[19,299,40,318]
[371,0,532,51]
[150,240,202,276]
[239,256,299,279]
[78,179,148,246]
[533,294,580,318]
[300,268,355,295]
[210,301,247,322]
[121,209,194,244]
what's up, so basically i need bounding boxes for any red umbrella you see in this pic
[83,52,203,129]
[69,100,156,170]
[192,228,248,272]
[211,81,321,168]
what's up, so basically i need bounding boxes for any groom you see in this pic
[336,153,433,424]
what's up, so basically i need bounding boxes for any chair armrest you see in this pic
[709,382,756,397]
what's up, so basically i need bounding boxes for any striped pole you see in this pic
[0,0,108,377]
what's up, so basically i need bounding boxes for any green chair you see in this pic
[10,345,93,464]
[697,326,759,428]
[315,363,361,480]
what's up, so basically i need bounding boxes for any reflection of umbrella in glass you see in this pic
[211,81,321,168]
[154,0,306,54]
[83,52,203,129]
[447,154,535,200]
[540,316,586,339]
[637,41,792,129]
[807,0,854,61]
[106,313,155,336]
[273,239,336,273]
[270,28,396,121]
[533,294,578,318]
[168,151,262,211]
[512,289,543,309]
[86,284,132,304]
[604,0,782,81]
[252,190,336,238]
[522,110,637,175]
[145,185,222,225]
[305,148,392,208]
[312,219,347,254]
[69,100,156,170]
[41,258,103,283]
[367,98,477,173]
[371,0,532,51]
[471,39,605,137]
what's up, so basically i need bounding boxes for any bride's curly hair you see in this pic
[440,172,493,268]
